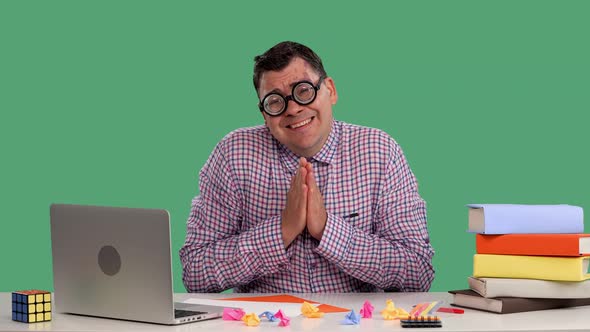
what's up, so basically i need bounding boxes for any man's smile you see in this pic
[287,116,314,130]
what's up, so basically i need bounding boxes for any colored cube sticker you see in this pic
[11,290,51,323]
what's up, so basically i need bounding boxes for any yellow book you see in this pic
[473,254,590,281]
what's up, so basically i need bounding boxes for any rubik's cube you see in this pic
[12,290,52,323]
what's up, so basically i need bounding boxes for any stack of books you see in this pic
[450,204,590,314]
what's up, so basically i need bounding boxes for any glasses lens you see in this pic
[293,82,315,104]
[263,94,285,115]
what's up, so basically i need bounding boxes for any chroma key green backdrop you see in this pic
[1,1,589,293]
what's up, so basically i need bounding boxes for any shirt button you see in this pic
[310,263,317,270]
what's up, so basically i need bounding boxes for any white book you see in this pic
[469,276,590,299]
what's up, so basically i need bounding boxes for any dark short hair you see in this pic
[253,41,327,94]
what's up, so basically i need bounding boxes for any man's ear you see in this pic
[324,77,338,105]
[260,110,268,124]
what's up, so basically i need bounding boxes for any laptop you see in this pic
[49,203,225,325]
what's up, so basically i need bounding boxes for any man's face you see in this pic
[258,57,338,158]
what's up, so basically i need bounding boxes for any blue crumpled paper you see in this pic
[258,311,279,322]
[341,309,361,325]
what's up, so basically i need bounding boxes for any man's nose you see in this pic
[284,99,303,115]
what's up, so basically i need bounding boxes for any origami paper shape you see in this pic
[341,309,361,325]
[222,308,246,320]
[274,309,287,319]
[258,311,279,322]
[274,309,290,327]
[380,299,409,320]
[360,300,374,318]
[301,301,325,318]
[241,312,261,326]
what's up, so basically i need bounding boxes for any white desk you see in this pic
[1,292,588,332]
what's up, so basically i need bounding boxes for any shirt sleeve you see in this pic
[179,139,290,292]
[314,139,435,291]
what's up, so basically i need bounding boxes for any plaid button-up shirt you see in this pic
[180,120,434,292]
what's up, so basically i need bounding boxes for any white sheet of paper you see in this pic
[183,298,317,317]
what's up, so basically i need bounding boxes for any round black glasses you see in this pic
[258,76,326,116]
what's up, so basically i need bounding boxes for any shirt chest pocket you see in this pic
[328,200,374,234]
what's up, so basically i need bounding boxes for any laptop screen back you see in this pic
[50,204,177,324]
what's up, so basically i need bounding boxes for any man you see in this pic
[179,41,434,292]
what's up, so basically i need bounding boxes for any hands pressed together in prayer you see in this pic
[281,157,328,247]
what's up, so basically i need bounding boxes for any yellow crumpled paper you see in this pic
[380,299,409,320]
[301,301,325,318]
[241,312,261,326]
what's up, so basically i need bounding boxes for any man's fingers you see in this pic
[292,164,306,189]
[299,157,307,168]
[299,166,307,188]
[282,163,309,248]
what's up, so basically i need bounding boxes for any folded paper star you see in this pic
[258,311,279,322]
[222,308,246,320]
[380,299,409,320]
[341,309,361,325]
[241,312,261,326]
[301,301,325,318]
[274,309,290,327]
[360,300,374,318]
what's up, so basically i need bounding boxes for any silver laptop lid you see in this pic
[50,204,176,324]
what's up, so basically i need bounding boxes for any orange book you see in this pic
[476,234,590,256]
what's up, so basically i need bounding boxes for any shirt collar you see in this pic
[310,120,340,165]
[276,120,340,174]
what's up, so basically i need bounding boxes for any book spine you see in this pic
[475,234,582,256]
[482,205,583,234]
[473,254,589,281]
[469,277,590,299]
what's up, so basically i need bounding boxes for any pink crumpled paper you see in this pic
[360,300,374,318]
[222,308,245,321]
[274,309,291,327]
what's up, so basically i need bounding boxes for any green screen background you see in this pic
[1,1,589,293]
